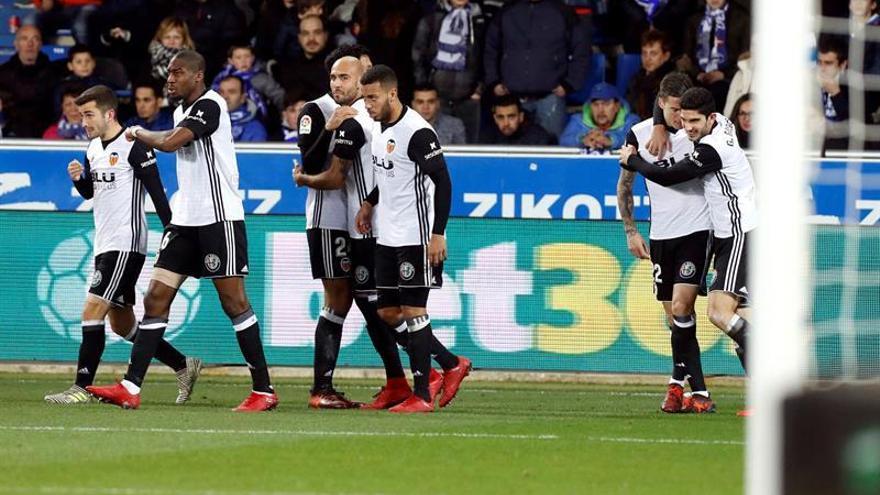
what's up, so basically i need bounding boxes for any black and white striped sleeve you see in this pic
[624,142,722,186]
[130,142,172,226]
[408,128,451,236]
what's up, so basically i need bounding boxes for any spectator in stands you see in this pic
[412,0,486,143]
[626,28,676,119]
[88,0,156,83]
[484,0,591,138]
[124,81,173,131]
[211,45,286,118]
[29,0,101,44]
[681,0,751,111]
[274,14,332,102]
[219,75,268,142]
[0,25,60,138]
[850,0,880,74]
[480,94,557,145]
[730,92,751,149]
[148,17,196,87]
[359,0,423,101]
[818,35,852,151]
[412,83,468,145]
[612,0,697,55]
[255,0,300,61]
[723,50,753,117]
[560,82,639,153]
[54,44,116,112]
[273,90,306,143]
[43,87,88,140]
[174,0,247,81]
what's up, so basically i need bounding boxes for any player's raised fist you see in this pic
[67,159,84,181]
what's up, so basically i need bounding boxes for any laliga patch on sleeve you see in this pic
[299,115,312,135]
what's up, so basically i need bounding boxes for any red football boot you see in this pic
[660,383,684,413]
[438,357,472,408]
[388,394,434,413]
[737,408,752,417]
[681,394,716,414]
[308,388,362,409]
[86,382,140,410]
[429,369,443,403]
[233,391,279,412]
[362,378,411,410]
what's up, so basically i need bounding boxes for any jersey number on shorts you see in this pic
[335,237,347,258]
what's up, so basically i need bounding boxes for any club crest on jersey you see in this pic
[399,261,415,281]
[386,139,396,154]
[679,261,696,279]
[90,270,102,288]
[340,257,351,273]
[204,254,221,273]
[355,265,369,284]
[299,115,312,135]
[109,152,119,166]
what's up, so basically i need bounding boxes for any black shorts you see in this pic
[155,221,249,279]
[89,251,146,307]
[307,228,351,279]
[350,237,376,294]
[711,231,750,302]
[375,243,443,290]
[649,230,712,302]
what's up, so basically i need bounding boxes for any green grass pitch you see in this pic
[1,372,745,495]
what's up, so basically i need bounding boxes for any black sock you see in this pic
[673,315,707,393]
[125,326,186,372]
[356,298,405,379]
[123,317,167,387]
[407,316,433,401]
[75,320,106,388]
[313,306,344,391]
[233,308,272,393]
[430,335,459,370]
[669,322,688,382]
[391,320,409,350]
[735,346,747,372]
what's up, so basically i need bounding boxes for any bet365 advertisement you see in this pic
[1,210,875,376]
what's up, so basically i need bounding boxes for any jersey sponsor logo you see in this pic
[679,261,696,279]
[186,110,208,126]
[299,115,312,135]
[204,253,221,273]
[140,150,157,168]
[90,269,102,288]
[691,151,703,168]
[424,141,443,160]
[340,257,351,273]
[355,265,369,283]
[386,139,396,154]
[399,261,415,281]
[109,152,119,167]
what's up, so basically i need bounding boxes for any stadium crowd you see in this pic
[0,0,868,152]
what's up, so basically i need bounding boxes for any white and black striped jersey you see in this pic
[76,130,172,255]
[298,93,348,231]
[331,98,378,239]
[623,114,758,240]
[371,106,446,247]
[171,89,245,226]
[626,118,711,240]
[695,114,758,238]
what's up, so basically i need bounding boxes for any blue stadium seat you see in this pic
[567,52,606,105]
[42,44,68,61]
[615,54,642,96]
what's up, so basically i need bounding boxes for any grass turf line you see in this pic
[0,372,745,495]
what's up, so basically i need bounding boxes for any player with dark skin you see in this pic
[123,55,252,324]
